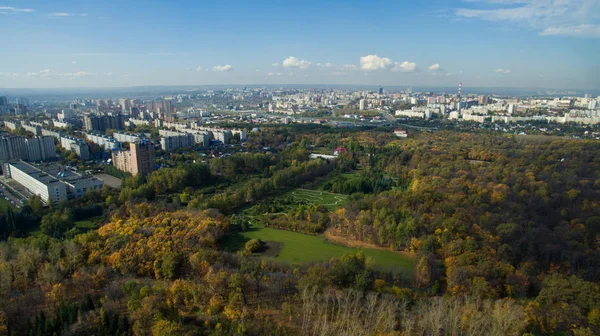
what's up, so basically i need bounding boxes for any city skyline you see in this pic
[1,0,599,89]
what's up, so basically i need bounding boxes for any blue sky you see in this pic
[0,0,599,89]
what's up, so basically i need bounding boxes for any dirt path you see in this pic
[324,231,415,259]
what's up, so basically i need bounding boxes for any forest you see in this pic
[0,126,599,335]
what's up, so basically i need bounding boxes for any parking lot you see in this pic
[0,182,25,209]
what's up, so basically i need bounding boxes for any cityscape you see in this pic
[0,0,599,335]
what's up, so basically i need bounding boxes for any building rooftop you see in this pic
[9,162,63,186]
[12,161,103,185]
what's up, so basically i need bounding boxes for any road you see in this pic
[382,112,396,122]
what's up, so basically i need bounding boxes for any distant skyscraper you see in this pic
[359,99,365,110]
[119,98,131,112]
[379,87,384,95]
[508,103,517,115]
[0,96,7,106]
[16,97,29,106]
[478,95,489,106]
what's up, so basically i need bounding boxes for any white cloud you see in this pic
[25,69,94,78]
[48,12,88,17]
[66,71,94,78]
[196,65,207,71]
[428,63,441,72]
[428,63,450,76]
[0,6,34,13]
[27,69,52,77]
[360,55,416,72]
[255,69,261,72]
[340,64,358,70]
[455,0,600,37]
[316,62,334,68]
[271,62,280,67]
[360,55,392,70]
[495,68,511,74]
[391,61,417,73]
[49,12,73,17]
[213,64,232,71]
[282,56,312,69]
[540,24,600,37]
[0,72,19,77]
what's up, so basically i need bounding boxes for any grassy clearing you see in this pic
[75,220,96,230]
[220,225,415,278]
[74,216,103,234]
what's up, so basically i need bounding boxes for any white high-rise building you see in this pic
[507,104,517,115]
[359,99,365,110]
[589,100,598,110]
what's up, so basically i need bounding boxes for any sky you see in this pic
[0,0,599,90]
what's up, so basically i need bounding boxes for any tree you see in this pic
[151,320,180,336]
[244,239,264,254]
[40,209,74,238]
[242,258,268,297]
[27,195,45,217]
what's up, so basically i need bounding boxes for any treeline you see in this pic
[0,207,39,240]
[25,295,130,336]
[209,152,277,177]
[323,170,395,195]
[259,204,330,235]
[326,132,600,334]
[0,201,597,335]
[193,158,337,213]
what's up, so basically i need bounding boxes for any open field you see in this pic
[221,225,415,278]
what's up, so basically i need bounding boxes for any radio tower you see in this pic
[457,82,462,115]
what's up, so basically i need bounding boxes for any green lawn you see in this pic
[75,220,96,230]
[74,217,102,234]
[220,225,415,278]
[0,197,16,213]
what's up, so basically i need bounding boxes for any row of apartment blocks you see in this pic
[0,134,57,162]
[83,113,125,132]
[60,136,90,160]
[85,132,144,150]
[4,120,75,134]
[2,161,104,204]
[158,129,211,151]
[154,119,246,145]
[451,113,600,125]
